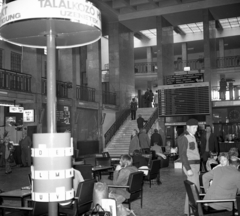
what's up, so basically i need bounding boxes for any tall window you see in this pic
[11,52,21,72]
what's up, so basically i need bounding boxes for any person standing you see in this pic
[219,77,227,100]
[178,118,200,216]
[129,129,140,154]
[130,98,138,120]
[137,114,147,131]
[0,138,5,167]
[200,125,218,172]
[20,131,32,167]
[150,129,163,146]
[3,137,14,174]
[139,128,150,151]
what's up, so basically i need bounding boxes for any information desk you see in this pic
[219,142,240,152]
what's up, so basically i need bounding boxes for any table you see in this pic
[92,165,113,180]
[0,189,31,207]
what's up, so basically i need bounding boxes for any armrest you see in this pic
[138,168,150,171]
[196,198,235,203]
[0,205,33,211]
[108,185,129,189]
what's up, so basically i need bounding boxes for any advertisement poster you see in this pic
[57,105,71,133]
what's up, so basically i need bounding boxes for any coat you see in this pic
[200,132,218,158]
[137,117,147,129]
[129,135,140,154]
[139,132,150,149]
[112,166,138,199]
[150,132,163,146]
[203,165,240,211]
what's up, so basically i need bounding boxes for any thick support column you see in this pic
[203,9,217,126]
[87,41,103,151]
[46,31,57,216]
[219,39,225,68]
[156,16,174,144]
[108,22,135,109]
[147,47,153,72]
[182,43,188,68]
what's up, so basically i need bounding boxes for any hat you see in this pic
[186,118,198,126]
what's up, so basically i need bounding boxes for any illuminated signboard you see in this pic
[23,109,35,122]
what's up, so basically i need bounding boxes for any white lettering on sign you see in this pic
[33,192,49,202]
[35,171,49,179]
[49,148,64,157]
[66,189,74,200]
[65,168,74,178]
[31,148,34,157]
[49,170,65,179]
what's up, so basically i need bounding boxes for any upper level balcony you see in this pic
[0,68,31,93]
[134,55,240,73]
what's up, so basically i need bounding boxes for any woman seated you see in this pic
[109,154,138,205]
[206,152,218,171]
[150,142,166,159]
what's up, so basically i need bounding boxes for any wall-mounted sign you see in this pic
[23,109,35,122]
[9,106,24,113]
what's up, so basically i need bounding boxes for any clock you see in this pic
[229,109,240,122]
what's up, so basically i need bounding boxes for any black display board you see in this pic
[165,73,204,85]
[158,82,210,116]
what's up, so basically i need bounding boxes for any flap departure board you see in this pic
[158,82,210,116]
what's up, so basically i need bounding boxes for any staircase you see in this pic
[105,107,156,157]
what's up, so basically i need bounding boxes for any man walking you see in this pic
[178,118,200,216]
[20,131,32,167]
[137,114,147,131]
[130,98,138,120]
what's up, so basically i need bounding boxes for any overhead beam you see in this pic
[173,26,186,35]
[147,0,159,7]
[215,20,223,30]
[134,32,150,41]
[122,0,137,11]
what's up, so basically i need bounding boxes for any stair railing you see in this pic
[143,108,158,133]
[104,109,131,146]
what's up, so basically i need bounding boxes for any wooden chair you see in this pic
[59,179,95,216]
[144,159,161,187]
[0,201,48,216]
[184,180,235,216]
[108,171,144,209]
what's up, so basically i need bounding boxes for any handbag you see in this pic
[85,204,111,216]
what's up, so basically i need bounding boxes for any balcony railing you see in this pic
[76,85,95,102]
[217,55,240,68]
[102,91,116,105]
[0,68,31,92]
[212,85,240,101]
[135,62,157,73]
[134,56,240,73]
[41,78,69,98]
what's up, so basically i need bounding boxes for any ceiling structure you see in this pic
[90,0,240,60]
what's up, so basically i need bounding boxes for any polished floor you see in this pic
[0,162,232,216]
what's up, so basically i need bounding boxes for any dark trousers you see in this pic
[131,110,136,120]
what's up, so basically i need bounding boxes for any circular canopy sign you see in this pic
[0,0,102,48]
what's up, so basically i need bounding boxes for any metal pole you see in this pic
[46,28,58,216]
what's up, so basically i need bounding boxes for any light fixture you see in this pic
[184,67,190,72]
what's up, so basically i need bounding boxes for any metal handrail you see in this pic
[143,108,159,133]
[102,91,116,105]
[76,85,96,102]
[0,68,32,92]
[104,109,131,146]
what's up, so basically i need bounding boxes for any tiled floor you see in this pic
[0,162,232,216]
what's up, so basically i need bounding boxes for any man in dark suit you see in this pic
[137,114,147,131]
[150,129,163,146]
[200,125,218,171]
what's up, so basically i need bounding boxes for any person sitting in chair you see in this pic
[109,154,138,205]
[202,153,240,212]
